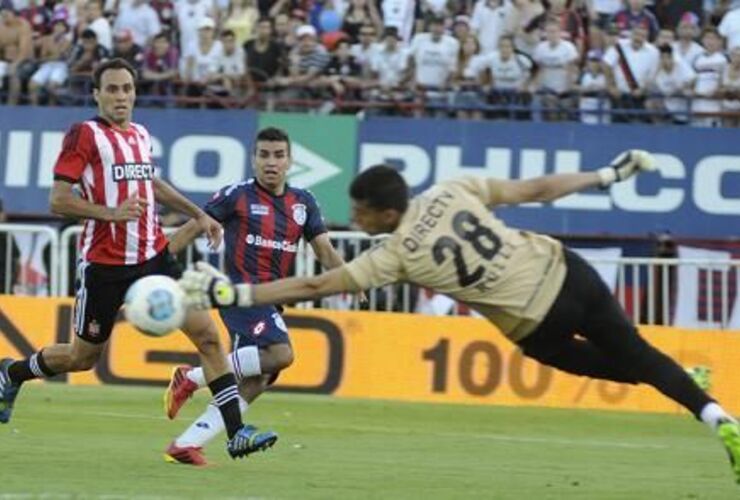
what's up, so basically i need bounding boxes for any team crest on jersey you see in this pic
[250,204,270,216]
[292,204,307,226]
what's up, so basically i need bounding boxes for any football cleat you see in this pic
[164,365,198,419]
[0,358,21,424]
[164,441,207,466]
[686,365,712,392]
[226,425,278,459]
[717,419,740,484]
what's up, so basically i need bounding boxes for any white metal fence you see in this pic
[1,223,738,329]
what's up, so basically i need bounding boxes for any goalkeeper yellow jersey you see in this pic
[340,176,567,342]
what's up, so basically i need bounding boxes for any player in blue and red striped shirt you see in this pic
[162,127,356,466]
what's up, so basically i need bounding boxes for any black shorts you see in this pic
[517,247,637,358]
[73,250,182,344]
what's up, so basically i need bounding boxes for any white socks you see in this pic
[700,402,736,430]
[186,346,262,388]
[175,397,249,448]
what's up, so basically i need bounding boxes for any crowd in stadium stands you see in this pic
[1,0,740,124]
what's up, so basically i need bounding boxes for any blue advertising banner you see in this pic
[358,118,740,238]
[0,106,258,214]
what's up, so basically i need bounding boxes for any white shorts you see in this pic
[30,61,68,86]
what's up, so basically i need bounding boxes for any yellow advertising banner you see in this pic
[2,295,739,415]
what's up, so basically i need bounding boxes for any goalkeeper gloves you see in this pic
[597,149,656,188]
[180,262,253,310]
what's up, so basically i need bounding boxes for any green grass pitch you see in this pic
[0,384,737,499]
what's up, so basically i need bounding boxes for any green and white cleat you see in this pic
[686,365,712,392]
[717,419,740,484]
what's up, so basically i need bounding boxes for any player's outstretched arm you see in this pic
[180,262,353,310]
[490,150,656,205]
[153,178,223,249]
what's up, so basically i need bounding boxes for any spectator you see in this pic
[603,25,660,122]
[533,18,579,120]
[612,0,660,41]
[140,31,179,98]
[368,25,410,104]
[381,0,417,42]
[480,35,534,119]
[208,29,247,100]
[655,28,675,47]
[510,0,546,57]
[706,0,734,28]
[114,0,161,48]
[720,45,740,126]
[19,0,53,39]
[549,0,585,54]
[111,29,144,72]
[67,28,109,94]
[673,12,703,66]
[77,0,112,52]
[591,0,623,28]
[470,0,514,54]
[452,15,472,44]
[176,0,217,56]
[648,44,696,124]
[274,24,331,106]
[182,16,223,104]
[150,0,176,35]
[718,5,740,50]
[654,0,703,30]
[341,0,382,43]
[244,17,285,91]
[578,49,610,124]
[323,38,364,102]
[408,15,459,116]
[0,2,34,105]
[350,23,379,73]
[453,35,486,120]
[692,27,729,127]
[28,18,72,105]
[223,0,259,46]
[274,12,297,51]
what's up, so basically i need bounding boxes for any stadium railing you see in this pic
[0,223,60,297]
[9,78,739,126]
[52,225,740,329]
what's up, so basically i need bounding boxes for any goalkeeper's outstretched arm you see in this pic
[181,263,355,309]
[480,149,656,206]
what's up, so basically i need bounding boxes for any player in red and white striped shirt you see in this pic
[0,58,276,461]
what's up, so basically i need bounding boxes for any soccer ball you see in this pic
[124,275,186,337]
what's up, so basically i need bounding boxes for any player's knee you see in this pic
[69,351,99,371]
[267,344,294,371]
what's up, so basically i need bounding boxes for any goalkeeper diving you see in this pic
[180,150,740,484]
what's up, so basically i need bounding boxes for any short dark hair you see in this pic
[92,57,138,89]
[349,165,409,212]
[254,126,291,154]
[221,29,236,38]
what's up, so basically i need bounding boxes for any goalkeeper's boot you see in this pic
[164,441,207,466]
[686,365,712,392]
[0,358,21,424]
[226,425,278,459]
[717,419,740,484]
[164,365,198,419]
